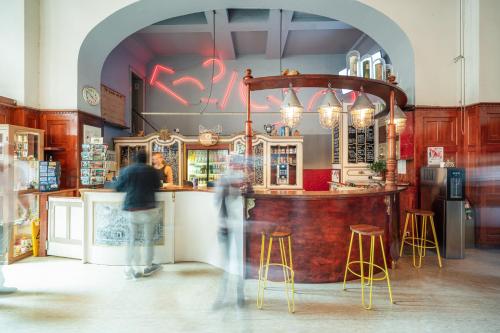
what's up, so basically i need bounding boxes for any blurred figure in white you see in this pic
[0,143,22,294]
[213,153,247,309]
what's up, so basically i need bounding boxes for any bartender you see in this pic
[152,152,174,186]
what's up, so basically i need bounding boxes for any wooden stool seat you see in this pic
[262,227,292,238]
[343,224,393,309]
[400,209,442,268]
[349,224,384,236]
[257,226,295,313]
[406,208,434,216]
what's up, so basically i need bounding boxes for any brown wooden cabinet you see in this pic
[39,110,104,189]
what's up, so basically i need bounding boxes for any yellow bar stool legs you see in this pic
[343,224,393,310]
[256,229,295,313]
[400,209,443,268]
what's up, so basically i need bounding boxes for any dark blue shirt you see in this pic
[115,162,161,211]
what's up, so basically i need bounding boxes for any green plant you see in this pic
[369,160,387,174]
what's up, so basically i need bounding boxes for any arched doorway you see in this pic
[77,0,415,117]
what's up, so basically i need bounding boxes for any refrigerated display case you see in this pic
[270,145,298,187]
[186,148,228,186]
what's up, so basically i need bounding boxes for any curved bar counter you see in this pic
[54,186,405,284]
[244,187,406,283]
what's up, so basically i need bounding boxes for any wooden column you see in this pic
[386,90,397,186]
[243,69,254,192]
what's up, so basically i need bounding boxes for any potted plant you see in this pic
[369,160,387,181]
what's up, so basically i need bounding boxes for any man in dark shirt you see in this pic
[115,150,162,279]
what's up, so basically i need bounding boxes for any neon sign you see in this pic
[149,59,330,112]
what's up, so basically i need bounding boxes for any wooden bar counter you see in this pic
[244,186,406,283]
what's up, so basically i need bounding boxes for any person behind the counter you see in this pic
[152,152,174,186]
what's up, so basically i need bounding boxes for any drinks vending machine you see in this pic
[277,163,289,185]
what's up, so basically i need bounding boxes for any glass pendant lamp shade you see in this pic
[317,84,343,128]
[350,88,375,129]
[280,84,304,128]
[386,105,407,134]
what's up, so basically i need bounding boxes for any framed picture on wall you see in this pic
[427,147,444,166]
[332,169,341,183]
[83,124,102,144]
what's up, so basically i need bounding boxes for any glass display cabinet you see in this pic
[0,124,44,263]
[231,134,303,190]
[232,135,267,188]
[114,134,184,186]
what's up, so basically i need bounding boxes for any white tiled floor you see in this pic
[1,249,499,333]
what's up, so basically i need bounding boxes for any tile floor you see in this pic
[1,249,499,333]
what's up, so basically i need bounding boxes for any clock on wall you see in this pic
[82,86,100,106]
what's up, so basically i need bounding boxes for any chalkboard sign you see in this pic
[366,126,375,163]
[346,123,375,164]
[348,125,357,163]
[333,124,340,164]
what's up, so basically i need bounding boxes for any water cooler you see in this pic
[420,167,466,259]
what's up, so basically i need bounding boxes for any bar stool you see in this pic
[343,224,393,310]
[256,227,295,313]
[400,209,442,268]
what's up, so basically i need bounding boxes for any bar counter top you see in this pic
[246,186,407,199]
[79,185,407,198]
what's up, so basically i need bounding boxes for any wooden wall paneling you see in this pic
[39,111,79,188]
[477,104,500,246]
[414,107,463,204]
[11,107,39,128]
[0,104,13,124]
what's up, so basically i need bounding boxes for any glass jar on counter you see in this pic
[373,57,386,81]
[346,50,360,76]
[360,54,372,79]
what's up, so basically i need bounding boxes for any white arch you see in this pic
[77,0,415,114]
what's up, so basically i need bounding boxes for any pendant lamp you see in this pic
[350,87,375,128]
[317,83,343,128]
[280,83,303,128]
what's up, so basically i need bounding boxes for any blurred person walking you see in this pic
[115,150,162,279]
[213,154,246,309]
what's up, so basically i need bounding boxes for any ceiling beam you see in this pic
[350,33,367,51]
[205,10,236,60]
[265,9,293,59]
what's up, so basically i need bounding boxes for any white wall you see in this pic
[479,0,500,103]
[1,0,498,109]
[39,0,137,109]
[0,0,25,104]
[24,0,40,107]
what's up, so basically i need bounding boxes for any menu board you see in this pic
[101,84,126,126]
[348,125,357,163]
[332,124,340,164]
[39,161,60,192]
[366,126,375,163]
[347,122,375,164]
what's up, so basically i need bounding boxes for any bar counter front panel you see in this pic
[52,187,403,284]
[245,188,404,283]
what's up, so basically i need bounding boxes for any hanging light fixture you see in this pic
[317,83,343,128]
[386,104,407,134]
[280,83,304,128]
[350,87,375,128]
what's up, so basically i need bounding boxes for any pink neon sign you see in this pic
[149,58,330,112]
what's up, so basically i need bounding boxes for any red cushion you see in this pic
[303,169,331,191]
